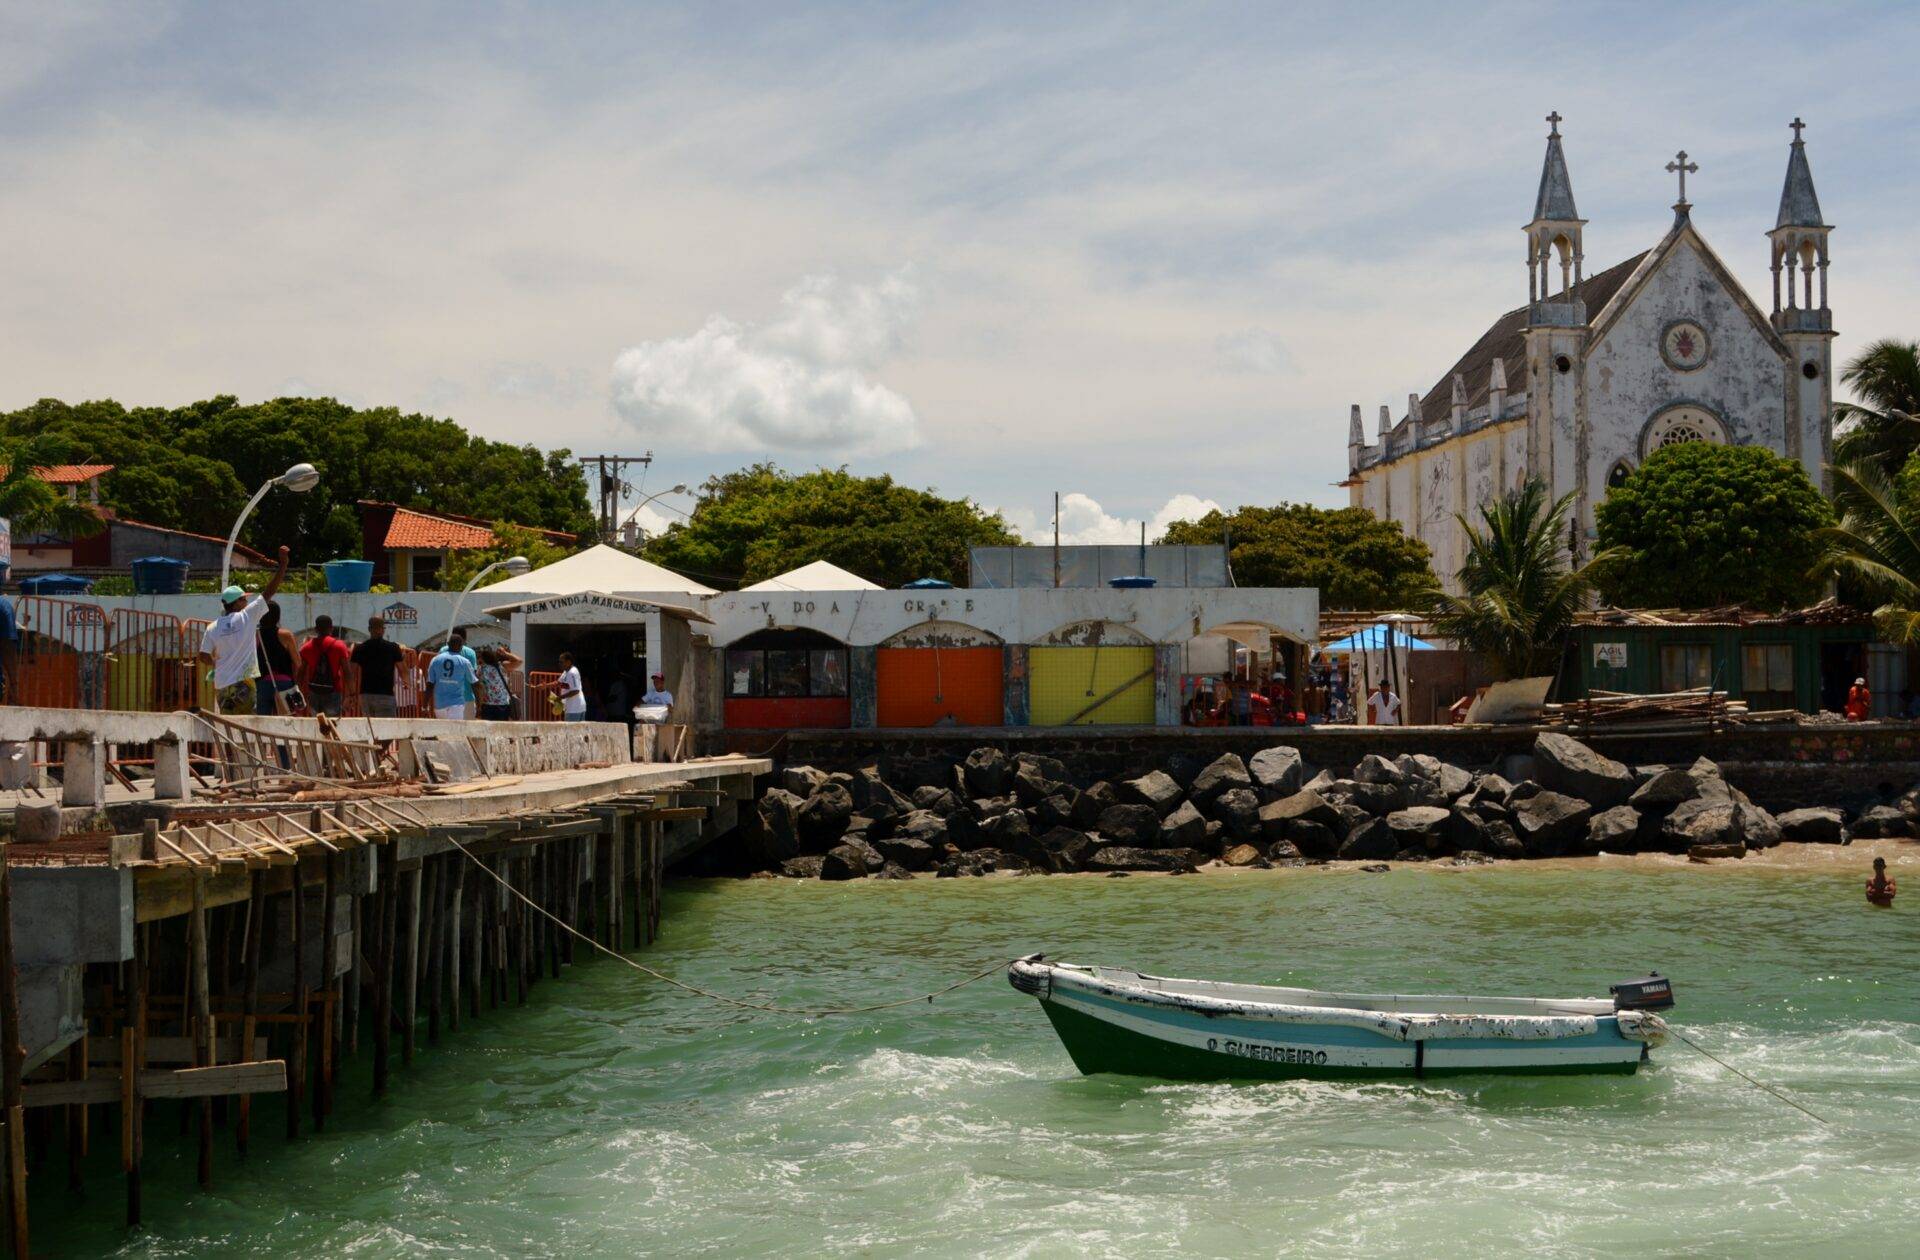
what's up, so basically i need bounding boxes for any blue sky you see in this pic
[3,2,1916,541]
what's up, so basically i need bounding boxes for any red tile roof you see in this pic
[0,464,114,484]
[382,507,498,551]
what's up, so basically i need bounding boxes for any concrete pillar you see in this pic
[151,739,191,801]
[61,738,105,808]
[0,742,36,790]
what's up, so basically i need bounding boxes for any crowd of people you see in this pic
[1180,652,1383,727]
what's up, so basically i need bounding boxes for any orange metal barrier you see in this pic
[525,670,562,720]
[13,596,112,710]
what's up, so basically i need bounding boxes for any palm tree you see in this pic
[1425,479,1617,679]
[1831,339,1920,473]
[0,438,107,544]
[1818,458,1920,645]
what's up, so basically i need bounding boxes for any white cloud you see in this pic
[1008,491,1224,545]
[609,268,923,455]
[1214,327,1292,374]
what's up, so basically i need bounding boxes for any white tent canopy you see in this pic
[740,560,881,592]
[474,544,715,597]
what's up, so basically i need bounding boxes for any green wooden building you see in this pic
[1562,604,1876,715]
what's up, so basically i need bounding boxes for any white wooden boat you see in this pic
[1008,957,1671,1080]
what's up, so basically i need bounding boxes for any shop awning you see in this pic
[1323,623,1438,653]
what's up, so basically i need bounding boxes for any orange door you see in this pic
[876,647,1003,727]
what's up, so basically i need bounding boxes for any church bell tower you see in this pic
[1768,117,1834,490]
[1524,112,1588,550]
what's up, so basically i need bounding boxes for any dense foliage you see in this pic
[644,464,1021,589]
[1822,458,1920,645]
[1158,504,1435,609]
[0,434,109,540]
[0,396,595,560]
[1595,443,1833,610]
[1426,480,1614,679]
[1831,338,1920,474]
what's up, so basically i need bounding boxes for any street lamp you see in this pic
[221,462,321,587]
[618,484,689,539]
[446,555,531,641]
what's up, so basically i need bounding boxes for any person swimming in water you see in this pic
[1867,857,1897,907]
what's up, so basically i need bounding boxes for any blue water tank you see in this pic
[20,573,94,596]
[1108,575,1156,589]
[131,556,191,595]
[323,559,375,593]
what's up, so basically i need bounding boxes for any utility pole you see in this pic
[577,453,653,540]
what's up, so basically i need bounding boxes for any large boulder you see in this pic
[1266,837,1305,864]
[1340,780,1409,816]
[851,767,913,823]
[1189,753,1253,809]
[1588,805,1643,854]
[1850,804,1909,839]
[1351,753,1411,786]
[1661,798,1744,851]
[1097,803,1163,848]
[1012,762,1071,807]
[872,833,937,871]
[1033,826,1095,872]
[1086,846,1201,873]
[778,854,826,878]
[1337,818,1397,861]
[910,785,962,817]
[1448,805,1494,853]
[1777,806,1847,844]
[1385,806,1451,853]
[1220,843,1265,868]
[962,747,1011,798]
[1395,754,1474,801]
[1464,774,1514,812]
[1159,800,1208,849]
[1119,770,1186,817]
[1213,788,1263,840]
[1248,746,1306,798]
[1533,734,1636,809]
[1510,790,1594,856]
[1074,782,1118,829]
[748,788,805,864]
[795,783,854,850]
[1014,752,1072,784]
[1034,792,1080,830]
[1259,789,1341,838]
[1629,767,1703,811]
[779,765,828,797]
[1738,803,1782,850]
[1284,819,1340,859]
[821,837,885,880]
[944,808,985,851]
[1328,802,1374,838]
[984,808,1035,854]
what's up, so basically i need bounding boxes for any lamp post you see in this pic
[618,484,689,541]
[221,462,321,588]
[446,555,531,642]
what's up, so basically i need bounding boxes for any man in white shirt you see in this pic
[1368,679,1401,727]
[557,652,588,721]
[196,546,291,714]
[640,671,674,709]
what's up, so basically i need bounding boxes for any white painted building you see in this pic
[1347,115,1835,587]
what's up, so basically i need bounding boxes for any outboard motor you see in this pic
[1611,973,1675,1012]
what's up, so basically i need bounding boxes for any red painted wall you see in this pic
[724,696,851,730]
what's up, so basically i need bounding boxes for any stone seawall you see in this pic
[706,724,1920,815]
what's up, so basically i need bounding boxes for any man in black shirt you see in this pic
[352,614,405,717]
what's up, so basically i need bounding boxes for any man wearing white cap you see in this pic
[196,546,291,715]
[1846,676,1872,721]
[640,671,674,710]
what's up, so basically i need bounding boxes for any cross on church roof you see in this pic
[1790,116,1806,143]
[1665,149,1698,208]
[1546,110,1562,138]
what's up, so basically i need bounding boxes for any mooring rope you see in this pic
[1670,1027,1832,1127]
[440,831,1014,1017]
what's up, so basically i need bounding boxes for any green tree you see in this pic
[645,464,1021,588]
[1158,504,1434,608]
[0,435,110,541]
[1427,479,1614,679]
[0,396,596,560]
[1820,459,1920,645]
[1595,443,1834,609]
[1831,339,1920,474]
[438,523,575,592]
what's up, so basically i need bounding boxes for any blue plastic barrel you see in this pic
[322,559,375,593]
[131,556,191,595]
[1108,575,1157,589]
[20,573,94,595]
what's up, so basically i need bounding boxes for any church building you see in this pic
[1345,115,1834,589]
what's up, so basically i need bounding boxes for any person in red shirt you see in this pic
[1845,677,1872,721]
[298,615,353,717]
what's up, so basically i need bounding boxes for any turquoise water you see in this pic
[38,861,1920,1257]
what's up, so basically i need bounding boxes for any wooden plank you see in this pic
[89,1036,267,1066]
[139,1060,287,1101]
[637,806,706,822]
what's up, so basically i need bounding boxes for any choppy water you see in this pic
[39,861,1920,1258]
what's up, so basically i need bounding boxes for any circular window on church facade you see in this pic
[1641,404,1729,459]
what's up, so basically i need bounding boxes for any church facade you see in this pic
[1345,115,1835,589]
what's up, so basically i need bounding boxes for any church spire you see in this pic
[1525,111,1587,322]
[1775,116,1824,228]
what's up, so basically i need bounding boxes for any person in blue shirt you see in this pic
[0,591,16,704]
[427,633,478,720]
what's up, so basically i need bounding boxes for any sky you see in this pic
[3,2,1917,544]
